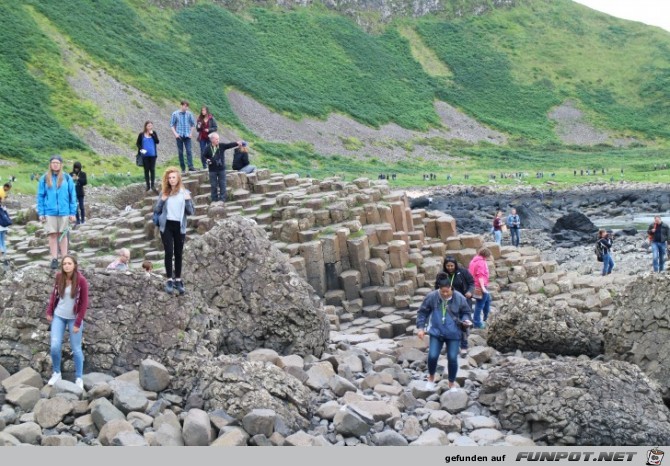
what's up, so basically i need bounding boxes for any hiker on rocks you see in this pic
[647,216,670,272]
[45,255,89,390]
[203,132,242,203]
[70,162,87,225]
[232,142,256,174]
[0,182,10,204]
[506,208,521,247]
[597,229,614,276]
[435,257,475,356]
[169,100,196,173]
[417,274,472,390]
[0,184,10,266]
[196,106,217,170]
[153,167,194,295]
[492,210,503,245]
[468,247,492,329]
[37,155,78,270]
[107,248,131,271]
[136,121,160,192]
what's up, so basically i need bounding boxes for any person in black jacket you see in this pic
[597,230,614,276]
[70,162,87,225]
[136,121,160,192]
[232,143,256,174]
[647,216,670,272]
[435,256,475,356]
[202,132,242,203]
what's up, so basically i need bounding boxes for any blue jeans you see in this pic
[494,230,502,245]
[510,227,520,247]
[601,253,614,275]
[198,139,208,169]
[0,230,6,254]
[427,336,460,382]
[76,195,85,224]
[209,170,227,202]
[239,165,256,174]
[50,316,84,378]
[473,292,491,327]
[176,137,194,171]
[652,242,666,272]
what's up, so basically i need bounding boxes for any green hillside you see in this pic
[1,0,670,189]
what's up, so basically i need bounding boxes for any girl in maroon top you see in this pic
[196,106,218,169]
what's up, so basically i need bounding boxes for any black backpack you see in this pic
[595,241,604,262]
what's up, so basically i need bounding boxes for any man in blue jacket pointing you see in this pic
[37,155,77,270]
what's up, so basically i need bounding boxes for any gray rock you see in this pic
[41,434,78,446]
[305,361,336,390]
[468,346,495,366]
[1,367,42,391]
[212,427,249,446]
[284,430,317,446]
[74,414,99,437]
[247,349,281,365]
[139,359,171,392]
[372,430,409,446]
[153,409,181,432]
[463,415,499,430]
[427,410,462,433]
[145,398,170,417]
[98,419,136,446]
[4,421,41,445]
[360,372,393,390]
[33,397,73,428]
[113,382,149,414]
[242,409,276,438]
[83,372,114,388]
[0,364,9,383]
[409,427,449,446]
[451,435,478,446]
[400,416,422,441]
[409,380,436,399]
[0,432,21,446]
[111,431,149,446]
[469,428,504,445]
[209,409,237,431]
[505,434,536,446]
[328,374,357,396]
[183,408,213,446]
[333,408,370,437]
[51,379,84,398]
[349,400,399,423]
[316,400,340,420]
[6,385,40,411]
[127,412,154,432]
[90,397,126,430]
[154,423,184,446]
[440,388,469,414]
[87,382,113,399]
[480,358,670,445]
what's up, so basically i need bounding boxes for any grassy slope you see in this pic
[1,0,670,193]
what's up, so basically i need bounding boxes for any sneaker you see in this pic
[460,349,468,357]
[47,372,61,386]
[75,378,84,390]
[175,280,185,295]
[165,280,174,294]
[425,381,436,391]
[50,258,59,270]
[188,167,196,172]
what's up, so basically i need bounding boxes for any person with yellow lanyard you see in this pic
[417,272,473,391]
[435,257,475,357]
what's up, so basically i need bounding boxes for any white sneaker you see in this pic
[47,372,61,386]
[425,381,436,391]
[75,378,84,390]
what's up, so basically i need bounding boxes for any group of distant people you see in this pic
[490,208,521,247]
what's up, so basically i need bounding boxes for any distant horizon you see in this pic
[573,0,670,32]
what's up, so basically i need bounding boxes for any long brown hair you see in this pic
[197,106,210,124]
[143,120,153,134]
[44,166,64,189]
[161,167,184,197]
[56,255,79,299]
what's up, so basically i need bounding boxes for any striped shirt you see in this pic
[170,110,195,138]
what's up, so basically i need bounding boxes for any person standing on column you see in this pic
[647,216,670,272]
[492,211,503,245]
[202,132,242,204]
[468,247,492,329]
[70,162,87,226]
[45,255,89,390]
[136,121,160,192]
[169,100,196,173]
[506,208,521,247]
[196,106,217,170]
[153,167,194,295]
[37,155,77,270]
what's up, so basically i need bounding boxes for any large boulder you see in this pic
[489,296,604,357]
[551,211,598,246]
[605,273,670,400]
[479,358,670,446]
[172,355,313,432]
[515,204,553,231]
[0,217,329,375]
[186,216,329,356]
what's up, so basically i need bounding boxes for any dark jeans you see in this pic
[76,196,85,224]
[199,139,208,169]
[474,292,491,327]
[176,137,194,171]
[143,156,157,190]
[209,170,227,202]
[427,336,460,382]
[510,227,520,247]
[161,220,185,279]
[652,241,666,272]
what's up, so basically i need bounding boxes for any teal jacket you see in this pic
[37,173,77,217]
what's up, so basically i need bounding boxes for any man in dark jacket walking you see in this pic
[202,132,242,203]
[647,216,670,272]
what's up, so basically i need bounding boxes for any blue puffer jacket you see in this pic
[416,290,472,340]
[37,173,77,217]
